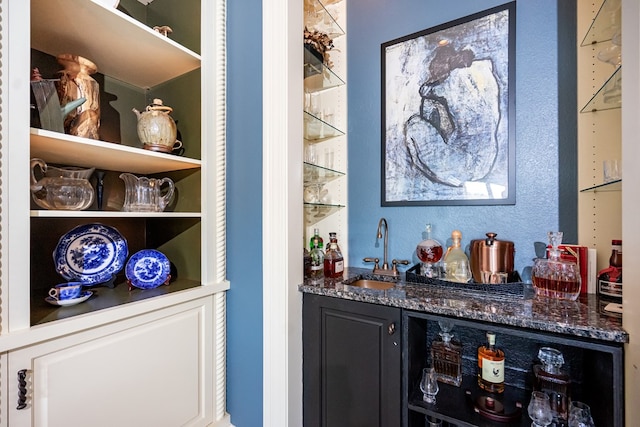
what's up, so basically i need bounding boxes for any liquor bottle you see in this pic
[533,347,571,424]
[416,223,443,278]
[430,321,462,387]
[310,228,324,250]
[324,232,344,279]
[309,236,325,283]
[444,230,471,283]
[477,332,505,393]
[303,247,311,279]
[597,239,622,301]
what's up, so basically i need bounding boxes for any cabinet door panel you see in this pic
[304,294,401,427]
[9,303,209,427]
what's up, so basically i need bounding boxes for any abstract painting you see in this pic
[381,3,516,206]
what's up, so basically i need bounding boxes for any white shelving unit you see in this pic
[303,0,348,261]
[0,0,230,425]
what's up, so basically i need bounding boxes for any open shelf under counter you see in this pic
[31,128,201,174]
[31,0,201,88]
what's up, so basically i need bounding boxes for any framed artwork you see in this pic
[381,2,516,206]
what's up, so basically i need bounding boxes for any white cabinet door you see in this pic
[7,297,214,427]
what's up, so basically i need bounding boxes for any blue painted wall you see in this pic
[347,0,577,274]
[225,1,576,426]
[227,1,263,426]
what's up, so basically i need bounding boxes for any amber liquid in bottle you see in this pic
[477,332,505,393]
[324,232,344,279]
[430,321,462,387]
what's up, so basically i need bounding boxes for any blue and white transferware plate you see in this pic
[53,223,128,285]
[125,249,171,289]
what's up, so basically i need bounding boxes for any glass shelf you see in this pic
[303,111,345,143]
[580,0,621,46]
[304,0,345,39]
[304,54,345,93]
[580,179,621,192]
[304,162,345,185]
[580,66,621,112]
[304,202,344,225]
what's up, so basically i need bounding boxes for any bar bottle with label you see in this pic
[477,332,505,393]
[324,232,344,279]
[597,239,622,301]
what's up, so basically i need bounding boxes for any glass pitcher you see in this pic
[30,158,95,210]
[119,172,175,212]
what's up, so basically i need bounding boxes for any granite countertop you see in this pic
[299,267,629,344]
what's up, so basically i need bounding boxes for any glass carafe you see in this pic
[532,232,581,301]
[416,223,443,278]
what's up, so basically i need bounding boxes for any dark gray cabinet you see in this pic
[303,293,402,427]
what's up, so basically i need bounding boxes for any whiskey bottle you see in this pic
[324,232,344,279]
[477,332,505,393]
[430,321,462,387]
[597,239,622,301]
[444,230,472,283]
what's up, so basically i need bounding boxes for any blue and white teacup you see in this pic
[48,282,83,301]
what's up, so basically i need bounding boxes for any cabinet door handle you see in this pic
[388,322,396,335]
[17,369,28,410]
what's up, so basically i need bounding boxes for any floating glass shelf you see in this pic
[580,66,621,113]
[304,60,345,93]
[304,162,345,185]
[303,111,345,143]
[580,178,621,192]
[304,202,344,225]
[580,0,620,46]
[304,0,345,39]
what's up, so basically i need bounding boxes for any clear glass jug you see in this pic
[30,158,95,210]
[119,172,175,212]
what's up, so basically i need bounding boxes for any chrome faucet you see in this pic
[363,217,410,277]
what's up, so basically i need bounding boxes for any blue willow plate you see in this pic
[125,249,171,289]
[53,223,128,285]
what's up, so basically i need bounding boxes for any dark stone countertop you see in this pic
[298,267,629,344]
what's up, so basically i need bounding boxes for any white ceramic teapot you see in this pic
[132,98,182,153]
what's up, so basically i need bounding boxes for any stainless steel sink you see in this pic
[347,279,395,290]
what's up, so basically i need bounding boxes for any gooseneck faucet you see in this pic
[363,217,410,277]
[377,217,390,270]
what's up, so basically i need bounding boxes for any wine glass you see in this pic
[528,391,553,427]
[568,401,595,427]
[419,367,439,404]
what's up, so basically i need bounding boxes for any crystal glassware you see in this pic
[568,401,595,427]
[532,231,581,301]
[419,367,439,404]
[430,321,462,387]
[533,347,570,423]
[416,224,443,278]
[528,391,553,427]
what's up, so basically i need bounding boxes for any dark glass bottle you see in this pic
[597,239,622,300]
[324,232,344,279]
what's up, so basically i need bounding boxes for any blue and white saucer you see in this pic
[53,223,128,285]
[45,291,93,307]
[125,249,171,289]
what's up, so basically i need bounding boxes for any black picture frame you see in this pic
[381,2,516,206]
